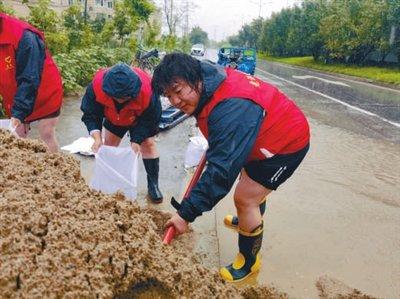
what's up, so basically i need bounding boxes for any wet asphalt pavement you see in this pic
[257,60,400,126]
[209,49,400,298]
[26,50,400,298]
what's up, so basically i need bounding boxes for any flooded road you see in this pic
[206,49,400,298]
[223,57,399,298]
[27,51,400,298]
[257,60,400,126]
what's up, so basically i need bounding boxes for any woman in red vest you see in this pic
[152,53,310,282]
[0,13,63,152]
[81,63,163,203]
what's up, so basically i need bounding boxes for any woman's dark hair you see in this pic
[152,52,202,95]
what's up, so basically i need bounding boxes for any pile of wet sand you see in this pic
[0,130,285,298]
[316,276,376,299]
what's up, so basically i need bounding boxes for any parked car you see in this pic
[217,47,256,75]
[191,44,205,56]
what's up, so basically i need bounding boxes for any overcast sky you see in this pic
[189,0,302,41]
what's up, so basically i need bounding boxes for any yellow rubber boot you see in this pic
[223,198,267,231]
[220,223,263,282]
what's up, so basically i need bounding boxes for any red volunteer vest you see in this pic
[197,68,310,161]
[92,67,152,126]
[0,13,63,121]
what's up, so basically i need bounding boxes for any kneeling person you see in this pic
[81,63,163,203]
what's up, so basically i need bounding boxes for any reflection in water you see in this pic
[308,119,400,208]
[257,60,400,123]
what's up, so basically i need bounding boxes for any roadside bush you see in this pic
[162,35,177,52]
[0,1,15,15]
[54,47,133,94]
[46,31,69,55]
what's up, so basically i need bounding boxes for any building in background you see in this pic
[4,0,115,19]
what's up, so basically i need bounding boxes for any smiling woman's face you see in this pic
[164,79,202,115]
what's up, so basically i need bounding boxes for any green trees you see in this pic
[189,26,208,45]
[265,9,292,56]
[301,0,326,60]
[27,0,69,54]
[319,0,389,63]
[231,18,263,48]
[1,0,160,94]
[228,0,399,65]
[62,5,86,51]
[387,0,400,63]
[113,1,134,46]
[124,0,155,21]
[139,14,162,49]
[19,0,156,54]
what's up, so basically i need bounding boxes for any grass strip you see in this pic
[258,54,400,87]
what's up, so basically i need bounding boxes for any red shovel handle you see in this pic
[183,154,207,198]
[162,226,176,244]
[162,154,207,245]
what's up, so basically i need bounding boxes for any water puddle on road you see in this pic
[308,118,399,208]
[216,104,399,298]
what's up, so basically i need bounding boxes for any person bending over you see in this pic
[0,13,63,152]
[152,53,310,281]
[81,63,163,203]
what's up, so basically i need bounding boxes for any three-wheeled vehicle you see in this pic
[217,47,256,75]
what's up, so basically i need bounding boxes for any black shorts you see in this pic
[24,109,61,123]
[103,119,130,139]
[244,144,309,190]
[103,119,158,140]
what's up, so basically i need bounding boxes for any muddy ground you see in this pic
[0,130,287,298]
[0,129,379,298]
[3,52,395,298]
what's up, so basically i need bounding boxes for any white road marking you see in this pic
[256,67,400,129]
[263,61,400,94]
[292,75,350,87]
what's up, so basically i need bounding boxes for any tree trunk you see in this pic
[360,46,375,65]
[395,26,400,65]
[84,0,88,24]
[380,52,389,65]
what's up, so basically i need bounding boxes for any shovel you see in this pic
[162,153,207,244]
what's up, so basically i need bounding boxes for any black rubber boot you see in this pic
[220,222,263,282]
[143,158,163,203]
[224,197,267,230]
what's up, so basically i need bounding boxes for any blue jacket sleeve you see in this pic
[129,93,161,144]
[178,99,265,223]
[11,30,45,121]
[80,83,104,132]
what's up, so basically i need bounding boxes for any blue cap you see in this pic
[102,63,141,99]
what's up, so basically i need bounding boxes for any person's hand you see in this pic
[165,213,188,235]
[91,139,103,153]
[131,142,140,154]
[10,117,21,130]
[10,117,30,136]
[91,131,103,153]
